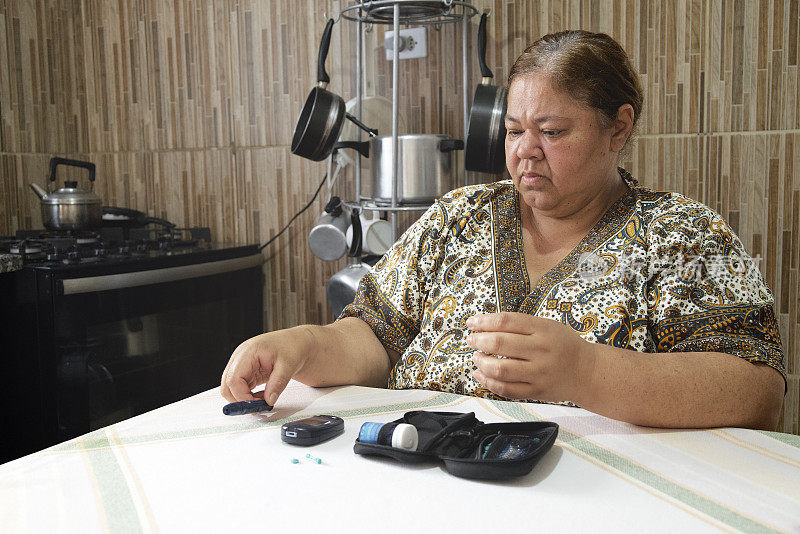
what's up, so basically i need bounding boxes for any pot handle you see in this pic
[345,113,378,137]
[439,139,465,152]
[477,13,493,80]
[324,196,344,217]
[348,207,363,257]
[317,19,335,86]
[333,141,370,159]
[49,157,96,185]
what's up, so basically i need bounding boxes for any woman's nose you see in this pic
[515,132,544,160]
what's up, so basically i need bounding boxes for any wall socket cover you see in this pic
[384,27,427,60]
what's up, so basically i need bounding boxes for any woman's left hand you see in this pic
[466,312,594,402]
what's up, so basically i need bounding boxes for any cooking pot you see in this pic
[30,158,102,231]
[336,96,406,172]
[370,134,464,204]
[327,257,371,318]
[326,208,369,317]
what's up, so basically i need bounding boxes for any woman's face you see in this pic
[504,73,624,216]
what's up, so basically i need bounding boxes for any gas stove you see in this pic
[1,226,215,268]
[0,222,263,463]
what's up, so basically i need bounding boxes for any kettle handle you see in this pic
[49,157,96,186]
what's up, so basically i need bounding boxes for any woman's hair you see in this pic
[507,30,643,131]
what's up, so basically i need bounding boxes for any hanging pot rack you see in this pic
[331,0,481,242]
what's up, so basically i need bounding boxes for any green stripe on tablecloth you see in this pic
[491,401,780,534]
[757,430,800,449]
[49,392,465,453]
[78,435,143,533]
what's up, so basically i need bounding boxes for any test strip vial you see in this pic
[358,422,419,451]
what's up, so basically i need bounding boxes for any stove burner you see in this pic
[1,225,213,267]
[10,243,42,255]
[15,229,102,242]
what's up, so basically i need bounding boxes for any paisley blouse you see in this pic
[339,170,786,401]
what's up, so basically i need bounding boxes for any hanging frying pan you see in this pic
[291,19,373,161]
[291,19,343,161]
[464,13,507,174]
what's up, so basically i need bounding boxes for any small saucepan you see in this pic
[464,13,507,175]
[291,19,374,162]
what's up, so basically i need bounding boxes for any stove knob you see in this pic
[118,244,131,255]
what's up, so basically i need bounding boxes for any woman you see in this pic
[221,31,785,430]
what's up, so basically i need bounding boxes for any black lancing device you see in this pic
[222,399,273,416]
[281,415,344,446]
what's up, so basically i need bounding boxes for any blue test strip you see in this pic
[222,399,273,416]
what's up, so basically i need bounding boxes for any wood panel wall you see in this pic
[1,0,798,434]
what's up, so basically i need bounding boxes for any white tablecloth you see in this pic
[1,382,799,533]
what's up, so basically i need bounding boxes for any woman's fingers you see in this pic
[226,375,259,402]
[472,369,532,399]
[221,337,271,402]
[466,312,539,334]
[473,351,526,398]
[220,359,235,401]
[466,331,542,359]
[220,359,248,402]
[472,351,530,381]
[466,314,589,402]
[263,360,294,407]
[221,329,312,406]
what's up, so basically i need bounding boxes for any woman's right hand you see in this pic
[220,326,317,407]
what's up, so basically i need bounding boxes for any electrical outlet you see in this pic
[383,27,427,60]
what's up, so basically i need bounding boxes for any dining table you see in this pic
[1,380,799,533]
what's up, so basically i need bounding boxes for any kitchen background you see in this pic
[1,0,798,434]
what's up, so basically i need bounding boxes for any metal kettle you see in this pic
[326,208,370,318]
[30,158,102,231]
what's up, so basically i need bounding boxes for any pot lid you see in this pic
[41,181,102,205]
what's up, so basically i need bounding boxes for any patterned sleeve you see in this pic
[646,198,786,386]
[337,200,450,355]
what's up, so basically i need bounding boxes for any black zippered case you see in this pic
[353,411,559,480]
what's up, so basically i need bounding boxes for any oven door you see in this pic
[47,254,263,443]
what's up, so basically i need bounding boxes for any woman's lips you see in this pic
[520,172,548,186]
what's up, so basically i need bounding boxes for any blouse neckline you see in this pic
[494,168,639,314]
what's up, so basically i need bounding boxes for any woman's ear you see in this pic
[610,104,635,153]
